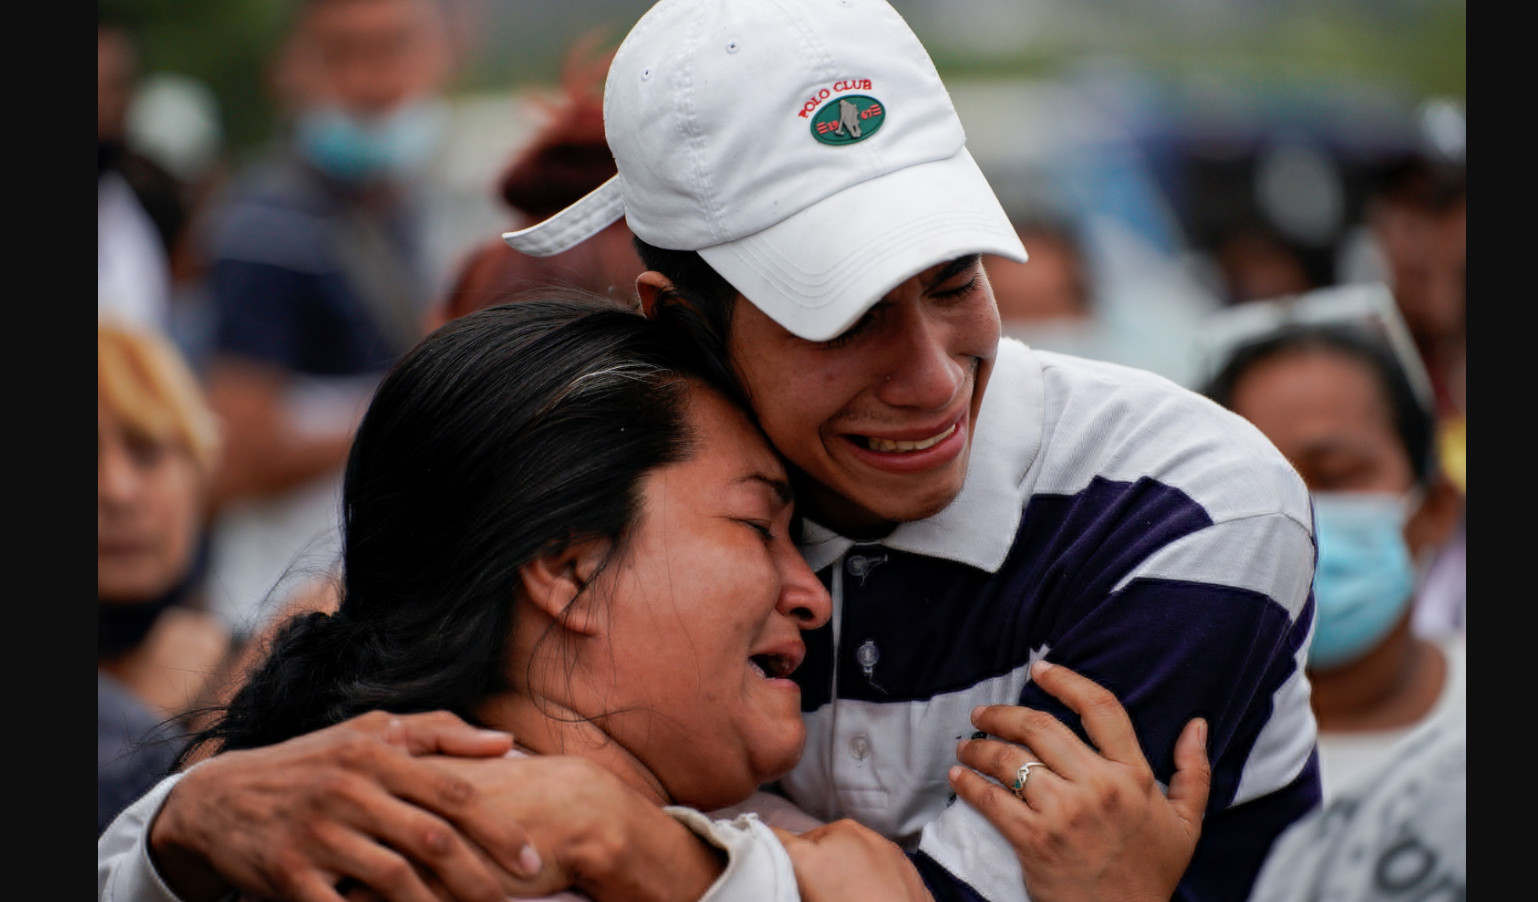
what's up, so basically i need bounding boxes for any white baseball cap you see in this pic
[502,0,1027,342]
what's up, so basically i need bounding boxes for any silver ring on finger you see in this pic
[1011,761,1048,801]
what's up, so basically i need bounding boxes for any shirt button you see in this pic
[845,552,888,582]
[856,640,879,669]
[849,734,871,760]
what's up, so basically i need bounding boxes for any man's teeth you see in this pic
[865,423,956,453]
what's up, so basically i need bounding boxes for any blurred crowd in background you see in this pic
[99,0,1465,866]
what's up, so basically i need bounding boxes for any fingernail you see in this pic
[1033,659,1055,675]
[948,765,965,784]
[956,738,969,755]
[971,705,985,720]
[1196,719,1208,750]
[518,843,542,875]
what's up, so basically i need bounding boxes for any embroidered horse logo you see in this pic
[831,98,862,138]
[810,95,885,145]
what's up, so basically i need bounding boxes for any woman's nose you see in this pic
[776,541,831,630]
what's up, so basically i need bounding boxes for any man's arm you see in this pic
[99,710,742,902]
[101,708,959,902]
[203,358,358,509]
[200,235,386,510]
[99,712,543,902]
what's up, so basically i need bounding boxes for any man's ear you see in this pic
[517,538,611,637]
[636,271,675,320]
[1405,474,1464,560]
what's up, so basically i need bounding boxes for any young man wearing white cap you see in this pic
[503,1,1320,899]
[99,1,1320,900]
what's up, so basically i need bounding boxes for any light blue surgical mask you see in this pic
[1307,491,1418,670]
[295,99,446,184]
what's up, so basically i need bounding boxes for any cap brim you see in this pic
[502,176,626,257]
[697,148,1027,342]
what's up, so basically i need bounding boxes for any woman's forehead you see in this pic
[678,387,789,488]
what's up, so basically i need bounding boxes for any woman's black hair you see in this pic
[178,294,715,764]
[1202,323,1438,486]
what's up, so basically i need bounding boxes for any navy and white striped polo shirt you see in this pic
[781,337,1322,902]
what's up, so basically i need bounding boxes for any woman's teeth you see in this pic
[864,423,956,453]
[750,654,790,679]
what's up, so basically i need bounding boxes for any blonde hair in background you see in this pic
[98,319,220,473]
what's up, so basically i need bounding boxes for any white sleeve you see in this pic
[98,772,218,902]
[917,801,1030,902]
[663,806,801,902]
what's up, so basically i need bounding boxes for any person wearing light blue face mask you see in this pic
[293,98,449,185]
[1308,490,1419,670]
[1205,322,1464,801]
[267,0,456,188]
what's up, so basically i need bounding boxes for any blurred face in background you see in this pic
[1376,196,1466,351]
[275,0,456,184]
[98,403,206,603]
[1226,345,1438,671]
[97,25,135,144]
[276,0,452,117]
[1228,347,1413,497]
[984,228,1090,324]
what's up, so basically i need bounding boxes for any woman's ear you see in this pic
[636,271,675,320]
[518,538,612,637]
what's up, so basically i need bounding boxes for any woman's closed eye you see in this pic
[739,519,776,543]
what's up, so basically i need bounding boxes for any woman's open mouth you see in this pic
[748,647,803,681]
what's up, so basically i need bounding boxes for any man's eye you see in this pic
[821,312,876,350]
[932,274,980,301]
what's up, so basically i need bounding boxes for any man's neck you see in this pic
[796,478,898,541]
